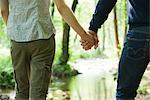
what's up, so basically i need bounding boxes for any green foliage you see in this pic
[138,85,149,95]
[52,64,79,78]
[137,82,150,95]
[0,18,14,89]
[0,18,9,47]
[0,18,5,39]
[0,56,15,89]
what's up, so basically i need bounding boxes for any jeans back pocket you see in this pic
[126,37,147,60]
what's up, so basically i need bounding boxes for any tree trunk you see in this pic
[102,25,106,51]
[51,0,55,18]
[113,6,120,58]
[59,0,78,64]
[124,0,128,43]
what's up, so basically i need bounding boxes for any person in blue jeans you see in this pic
[81,0,150,99]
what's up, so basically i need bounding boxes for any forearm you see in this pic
[89,0,117,33]
[1,10,9,25]
[55,0,86,38]
[0,0,9,25]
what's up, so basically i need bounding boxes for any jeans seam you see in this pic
[145,39,150,60]
[127,37,147,42]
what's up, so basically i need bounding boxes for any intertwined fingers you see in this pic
[80,30,99,50]
[80,34,94,50]
[87,30,99,49]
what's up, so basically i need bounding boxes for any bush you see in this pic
[52,64,80,78]
[0,56,15,89]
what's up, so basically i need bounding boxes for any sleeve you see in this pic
[89,0,117,33]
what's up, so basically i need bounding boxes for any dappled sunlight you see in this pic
[69,74,116,100]
[71,58,118,75]
[0,45,10,56]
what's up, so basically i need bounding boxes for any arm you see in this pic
[0,0,9,25]
[82,0,117,50]
[54,0,90,38]
[89,0,117,33]
[54,0,95,50]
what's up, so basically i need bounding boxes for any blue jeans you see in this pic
[116,31,150,100]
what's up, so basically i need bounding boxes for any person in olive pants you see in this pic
[11,36,55,99]
[0,0,95,99]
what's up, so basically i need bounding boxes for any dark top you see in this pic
[89,0,150,33]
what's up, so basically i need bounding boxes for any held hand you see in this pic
[81,30,99,50]
[88,30,99,49]
[80,32,95,50]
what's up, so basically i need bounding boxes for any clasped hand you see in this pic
[80,30,99,50]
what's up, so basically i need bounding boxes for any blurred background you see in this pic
[0,0,150,100]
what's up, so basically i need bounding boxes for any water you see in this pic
[69,58,117,100]
[69,74,116,100]
[47,58,117,100]
[47,73,116,100]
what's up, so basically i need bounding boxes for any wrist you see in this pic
[88,30,97,36]
[78,29,87,38]
[89,26,98,33]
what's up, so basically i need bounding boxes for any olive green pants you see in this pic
[10,35,55,100]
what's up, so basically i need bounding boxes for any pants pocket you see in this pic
[126,37,147,60]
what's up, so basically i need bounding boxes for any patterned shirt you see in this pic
[7,0,56,42]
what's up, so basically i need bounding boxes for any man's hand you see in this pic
[88,30,99,49]
[80,31,95,50]
[81,30,99,50]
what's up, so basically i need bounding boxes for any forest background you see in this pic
[0,0,150,99]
